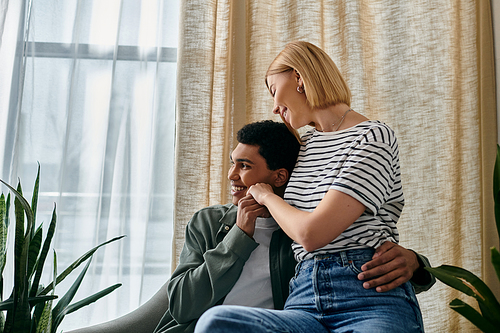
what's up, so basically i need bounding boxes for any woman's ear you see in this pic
[294,70,304,88]
[273,168,289,188]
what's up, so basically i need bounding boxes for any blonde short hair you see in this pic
[265,41,351,109]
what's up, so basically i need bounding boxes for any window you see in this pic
[1,0,179,329]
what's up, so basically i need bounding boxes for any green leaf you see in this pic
[425,265,500,320]
[33,250,58,333]
[51,258,92,332]
[35,250,56,333]
[494,144,500,241]
[64,283,121,316]
[14,182,24,237]
[35,301,52,333]
[30,163,40,240]
[30,205,56,298]
[0,194,7,288]
[39,235,125,296]
[492,247,500,285]
[50,282,123,332]
[5,192,10,229]
[0,179,34,238]
[6,183,31,333]
[13,183,26,293]
[27,225,43,279]
[0,311,5,333]
[449,298,498,333]
[10,275,31,333]
[0,194,6,254]
[0,295,58,311]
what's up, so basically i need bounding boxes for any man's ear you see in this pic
[273,168,289,188]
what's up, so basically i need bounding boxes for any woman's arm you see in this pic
[248,184,365,252]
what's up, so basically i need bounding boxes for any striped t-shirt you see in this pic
[284,120,404,261]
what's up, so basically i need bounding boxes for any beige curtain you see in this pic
[174,0,497,331]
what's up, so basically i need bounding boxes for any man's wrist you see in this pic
[409,250,432,285]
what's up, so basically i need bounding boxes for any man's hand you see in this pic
[357,242,420,292]
[236,195,270,237]
[247,183,274,205]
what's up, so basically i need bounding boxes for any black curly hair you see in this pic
[236,120,300,175]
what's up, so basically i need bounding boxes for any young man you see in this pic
[154,120,434,333]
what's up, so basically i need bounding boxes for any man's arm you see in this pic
[168,199,267,324]
[167,206,257,324]
[409,250,436,294]
[357,241,436,293]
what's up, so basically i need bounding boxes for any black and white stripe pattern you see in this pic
[285,121,404,261]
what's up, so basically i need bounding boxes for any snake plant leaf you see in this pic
[449,298,498,333]
[0,295,58,311]
[5,193,10,227]
[7,182,36,333]
[35,251,57,333]
[9,184,30,333]
[27,225,43,279]
[494,144,500,240]
[0,193,6,248]
[11,182,32,307]
[492,247,500,284]
[51,258,92,332]
[64,283,122,316]
[33,250,58,333]
[14,182,24,237]
[425,265,500,319]
[35,301,52,333]
[1,179,34,233]
[0,194,7,280]
[0,193,5,217]
[0,194,6,303]
[30,163,40,240]
[30,204,56,298]
[14,183,26,288]
[39,235,125,296]
[53,282,122,330]
[35,250,56,333]
[10,275,31,333]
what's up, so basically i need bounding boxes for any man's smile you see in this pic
[231,185,246,192]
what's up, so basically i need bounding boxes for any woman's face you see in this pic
[267,71,311,129]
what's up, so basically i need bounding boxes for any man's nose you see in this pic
[228,166,238,180]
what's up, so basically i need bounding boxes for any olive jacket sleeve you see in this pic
[167,204,258,324]
[410,251,436,294]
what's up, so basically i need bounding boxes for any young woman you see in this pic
[194,41,424,333]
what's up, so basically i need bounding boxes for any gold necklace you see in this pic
[333,108,352,131]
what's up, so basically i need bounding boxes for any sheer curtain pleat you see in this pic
[175,1,496,331]
[173,0,237,263]
[0,0,178,330]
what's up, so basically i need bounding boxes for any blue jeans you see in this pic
[195,249,424,333]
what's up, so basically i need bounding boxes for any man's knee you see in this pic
[195,307,228,333]
[195,306,261,333]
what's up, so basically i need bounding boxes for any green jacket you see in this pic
[154,204,435,333]
[154,204,296,333]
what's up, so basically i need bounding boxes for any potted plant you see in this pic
[0,165,124,333]
[425,145,500,332]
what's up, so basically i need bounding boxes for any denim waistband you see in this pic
[306,248,375,266]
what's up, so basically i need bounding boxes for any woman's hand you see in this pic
[247,183,274,205]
